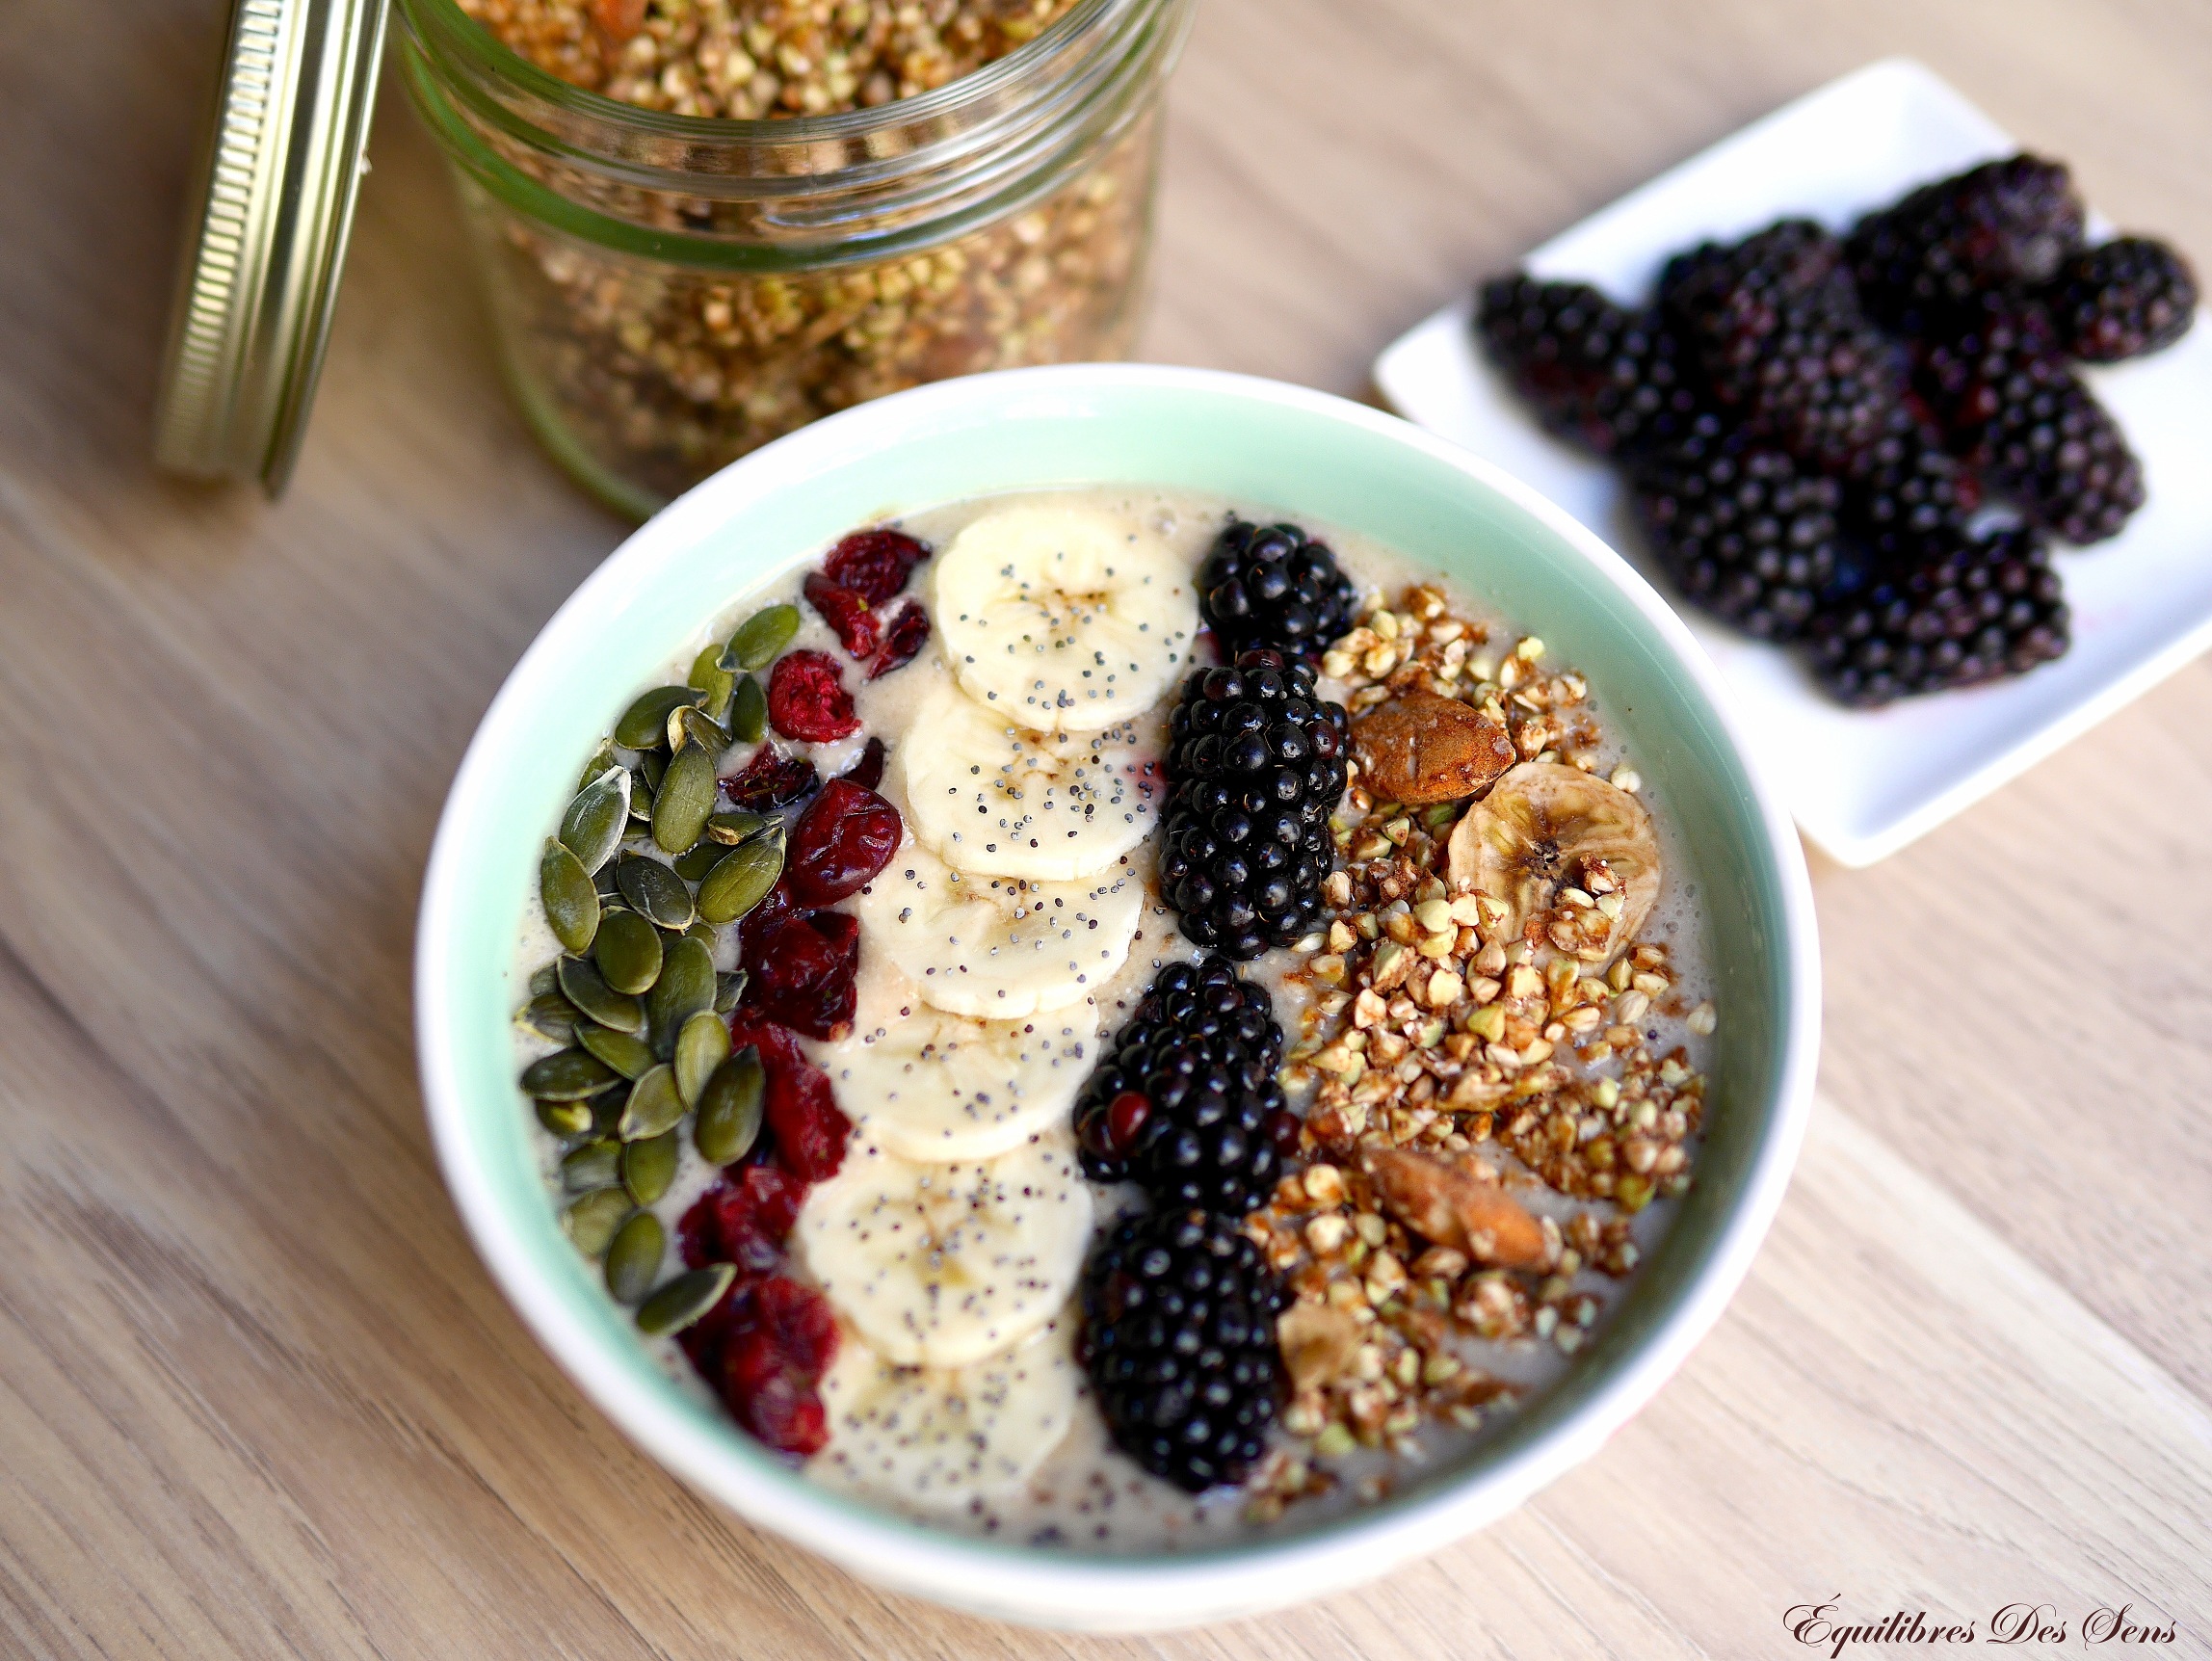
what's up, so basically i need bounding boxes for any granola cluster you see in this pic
[1237,585,1714,1516]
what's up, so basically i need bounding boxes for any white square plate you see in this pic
[1374,57,2212,866]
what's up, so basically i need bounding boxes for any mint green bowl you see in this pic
[416,363,1820,1631]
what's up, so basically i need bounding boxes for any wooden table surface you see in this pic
[4,1,2210,1654]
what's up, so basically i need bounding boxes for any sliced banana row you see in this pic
[800,502,1194,1504]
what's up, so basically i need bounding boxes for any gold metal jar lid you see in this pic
[154,0,389,497]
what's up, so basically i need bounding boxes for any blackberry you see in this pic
[1159,650,1349,960]
[1919,299,2144,544]
[1630,416,1842,642]
[1805,526,2069,706]
[1074,960,1290,1212]
[1846,154,2086,336]
[1198,519,1361,661]
[2042,236,2198,362]
[1080,1207,1289,1493]
[1838,405,1980,573]
[1476,276,1709,458]
[1659,219,1904,472]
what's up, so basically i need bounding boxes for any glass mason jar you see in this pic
[393,0,1194,516]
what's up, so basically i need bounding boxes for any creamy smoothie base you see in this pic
[511,487,1712,1549]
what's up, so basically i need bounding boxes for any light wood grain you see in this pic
[3,0,2211,1654]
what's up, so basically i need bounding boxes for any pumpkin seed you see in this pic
[729,672,767,743]
[695,1046,765,1165]
[564,1187,633,1257]
[648,936,718,1053]
[587,1085,627,1138]
[653,740,718,854]
[575,739,618,794]
[557,955,645,1035]
[621,1130,681,1206]
[683,918,719,953]
[627,772,655,822]
[576,1021,657,1080]
[637,1263,737,1336]
[593,908,664,996]
[669,702,733,759]
[638,748,667,792]
[540,838,601,955]
[615,852,696,930]
[697,834,783,924]
[605,1211,665,1304]
[529,962,559,997]
[537,1096,593,1137]
[673,1008,731,1106]
[522,1047,619,1099]
[516,992,578,1045]
[560,767,630,875]
[713,969,747,1015]
[593,856,624,897]
[672,838,725,882]
[562,1138,622,1193]
[615,685,702,751]
[706,808,770,845]
[724,603,799,672]
[689,645,736,725]
[618,1064,686,1141]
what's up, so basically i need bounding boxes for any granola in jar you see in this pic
[397,0,1189,512]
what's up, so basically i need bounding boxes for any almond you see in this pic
[1362,1147,1551,1270]
[1351,691,1514,806]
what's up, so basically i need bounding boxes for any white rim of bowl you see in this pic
[416,361,1822,1626]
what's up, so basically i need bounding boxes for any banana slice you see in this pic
[931,503,1198,733]
[811,1315,1081,1509]
[826,1003,1099,1161]
[1447,760,1661,960]
[898,680,1163,881]
[853,837,1142,1018]
[796,1131,1092,1368]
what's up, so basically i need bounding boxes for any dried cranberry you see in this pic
[867,600,932,680]
[728,1009,853,1177]
[741,910,859,1043]
[722,744,819,809]
[823,527,930,605]
[768,648,860,744]
[786,778,903,905]
[716,1274,841,1457]
[839,736,887,791]
[803,571,882,660]
[679,1164,807,1275]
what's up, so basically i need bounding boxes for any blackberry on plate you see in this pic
[1918,298,2145,544]
[1631,415,1842,642]
[1659,219,1904,472]
[1839,405,1981,572]
[1805,525,2069,706]
[2042,236,2199,362]
[1198,519,1361,661]
[1080,1207,1289,1493]
[1075,960,1291,1213]
[1846,154,2086,336]
[1475,276,1709,459]
[1159,650,1349,960]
